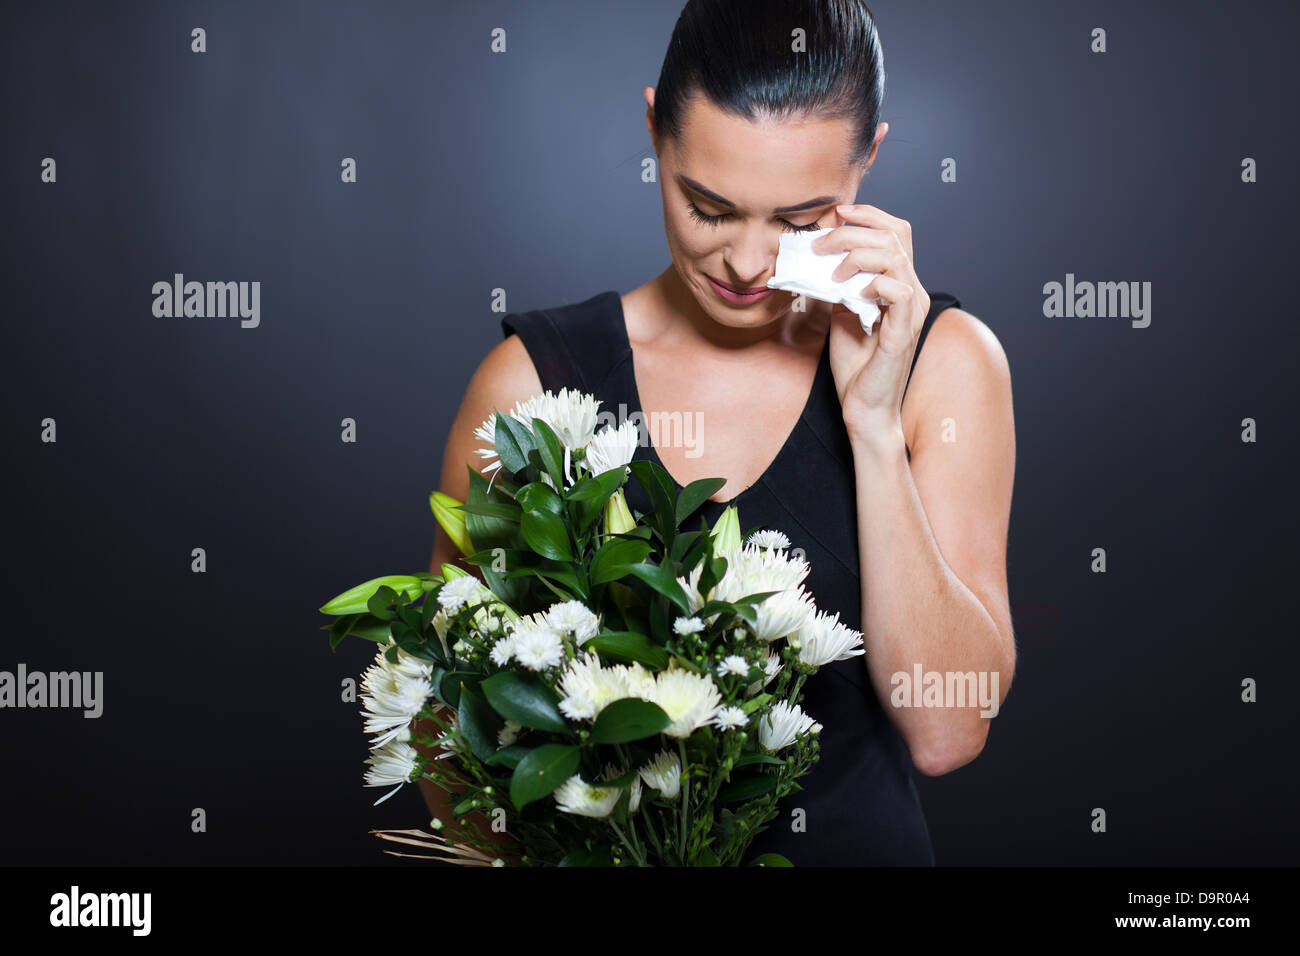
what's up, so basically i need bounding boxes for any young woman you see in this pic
[418,0,1016,866]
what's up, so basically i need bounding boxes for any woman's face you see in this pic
[646,87,882,332]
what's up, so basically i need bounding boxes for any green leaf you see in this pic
[623,562,691,614]
[589,698,671,744]
[486,745,531,770]
[440,671,478,710]
[509,744,580,809]
[481,671,570,734]
[465,467,520,551]
[589,536,653,585]
[675,477,727,528]
[529,418,566,490]
[326,613,395,649]
[748,853,794,867]
[520,509,573,561]
[734,752,786,768]
[457,683,502,762]
[558,843,614,867]
[516,481,564,516]
[629,460,676,543]
[494,411,534,475]
[717,774,780,803]
[581,631,669,669]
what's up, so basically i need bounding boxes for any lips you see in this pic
[709,275,768,294]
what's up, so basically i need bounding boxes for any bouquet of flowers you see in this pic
[318,388,864,866]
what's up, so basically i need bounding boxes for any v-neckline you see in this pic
[609,290,829,508]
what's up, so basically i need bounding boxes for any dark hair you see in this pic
[652,0,886,168]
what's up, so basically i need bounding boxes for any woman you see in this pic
[418,0,1016,866]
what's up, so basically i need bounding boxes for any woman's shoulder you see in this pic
[496,289,627,395]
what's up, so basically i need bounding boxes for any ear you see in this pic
[644,86,657,147]
[863,121,889,169]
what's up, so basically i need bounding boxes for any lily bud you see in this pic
[603,487,637,537]
[319,574,431,616]
[429,491,473,556]
[709,504,742,555]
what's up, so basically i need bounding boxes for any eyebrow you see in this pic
[677,175,839,214]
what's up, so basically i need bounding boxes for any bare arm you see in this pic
[850,307,1017,776]
[412,331,545,859]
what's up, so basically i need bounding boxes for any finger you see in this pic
[834,204,914,259]
[830,244,893,282]
[812,223,890,254]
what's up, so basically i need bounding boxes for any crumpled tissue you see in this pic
[766,227,884,334]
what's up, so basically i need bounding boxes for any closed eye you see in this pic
[686,200,822,234]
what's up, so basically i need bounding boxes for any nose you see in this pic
[723,225,777,287]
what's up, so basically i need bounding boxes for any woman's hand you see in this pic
[815,202,931,445]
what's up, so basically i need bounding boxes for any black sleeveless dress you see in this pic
[501,288,962,866]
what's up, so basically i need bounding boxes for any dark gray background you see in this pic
[2,0,1295,865]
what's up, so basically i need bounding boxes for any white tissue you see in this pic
[766,227,883,334]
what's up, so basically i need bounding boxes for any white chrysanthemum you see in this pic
[360,643,434,746]
[600,763,643,813]
[713,705,749,731]
[545,600,600,643]
[471,415,505,476]
[584,418,640,476]
[514,387,601,451]
[746,529,791,550]
[750,587,818,642]
[745,647,782,697]
[646,668,723,738]
[715,655,750,678]
[497,719,523,748]
[758,700,822,751]
[437,575,489,613]
[638,751,682,799]
[489,635,515,667]
[363,739,419,803]
[511,625,565,671]
[793,610,866,666]
[557,651,655,721]
[673,616,705,635]
[710,541,811,602]
[553,774,622,818]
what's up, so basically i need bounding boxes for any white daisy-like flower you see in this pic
[749,587,818,642]
[488,635,515,667]
[715,655,751,678]
[673,616,705,635]
[511,624,565,671]
[746,529,791,551]
[584,418,640,477]
[757,700,822,751]
[514,387,602,451]
[552,773,622,818]
[557,651,656,721]
[545,600,600,644]
[360,642,434,746]
[745,647,782,697]
[793,610,866,667]
[713,705,749,731]
[646,667,723,738]
[600,763,643,813]
[437,575,490,613]
[363,739,419,804]
[497,719,523,748]
[710,541,811,602]
[637,751,682,799]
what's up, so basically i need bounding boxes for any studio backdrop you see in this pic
[1,0,1296,865]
